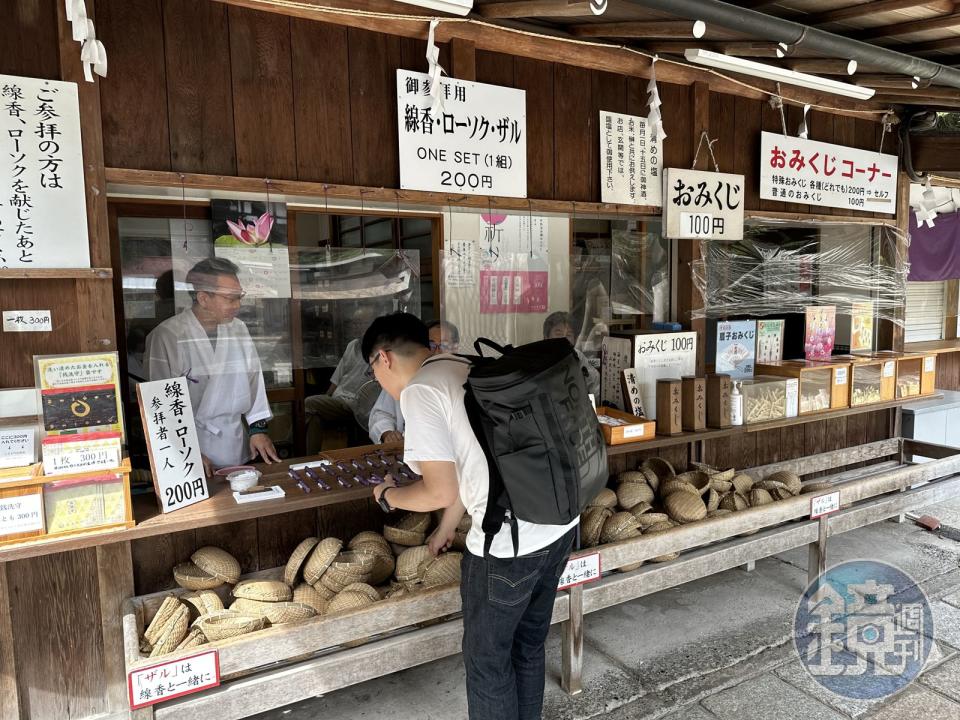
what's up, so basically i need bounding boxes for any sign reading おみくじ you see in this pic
[663,168,744,240]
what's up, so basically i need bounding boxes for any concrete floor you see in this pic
[254,497,960,720]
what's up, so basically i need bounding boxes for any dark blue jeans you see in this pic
[460,527,577,720]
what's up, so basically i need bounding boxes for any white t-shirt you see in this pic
[401,355,577,557]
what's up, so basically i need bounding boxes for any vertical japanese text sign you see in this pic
[137,378,209,513]
[759,132,898,214]
[663,168,745,240]
[0,74,89,268]
[599,111,662,207]
[397,69,527,198]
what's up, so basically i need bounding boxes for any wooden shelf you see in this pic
[904,339,960,355]
[0,267,113,280]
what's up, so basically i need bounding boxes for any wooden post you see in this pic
[450,38,476,82]
[97,542,136,715]
[945,280,959,341]
[878,171,910,352]
[561,585,584,696]
[0,564,20,720]
[807,516,829,588]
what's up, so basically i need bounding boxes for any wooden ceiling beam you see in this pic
[898,36,960,53]
[476,0,593,19]
[568,21,742,39]
[784,58,863,74]
[856,11,960,40]
[805,0,955,27]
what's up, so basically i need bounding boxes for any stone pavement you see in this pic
[255,497,960,720]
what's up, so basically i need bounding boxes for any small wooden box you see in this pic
[755,360,851,415]
[681,376,706,432]
[706,373,732,428]
[833,354,895,407]
[596,408,656,445]
[868,351,931,399]
[656,378,683,436]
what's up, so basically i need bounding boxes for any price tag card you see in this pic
[925,356,936,373]
[835,367,848,385]
[557,551,602,590]
[0,491,44,536]
[0,426,36,469]
[883,361,895,378]
[810,491,841,519]
[2,310,51,332]
[128,650,220,709]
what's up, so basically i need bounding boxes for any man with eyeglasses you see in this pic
[145,257,279,475]
[367,320,460,445]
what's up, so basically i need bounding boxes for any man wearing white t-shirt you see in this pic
[364,313,576,720]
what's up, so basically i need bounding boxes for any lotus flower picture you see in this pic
[226,211,275,247]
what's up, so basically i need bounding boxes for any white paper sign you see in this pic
[0,493,44,536]
[128,650,220,709]
[41,434,121,476]
[759,132,898,214]
[397,70,527,198]
[785,378,799,418]
[137,378,209,513]
[599,111,662,207]
[557,552,602,590]
[0,74,89,268]
[601,336,632,409]
[632,332,697,420]
[0,426,35,468]
[883,361,895,378]
[622,368,645,417]
[925,356,936,373]
[663,168,744,240]
[810,491,841,519]
[622,424,650,440]
[3,309,51,332]
[835,367,848,385]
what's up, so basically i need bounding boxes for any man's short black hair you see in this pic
[362,312,430,362]
[543,311,572,340]
[426,319,460,344]
[186,257,240,301]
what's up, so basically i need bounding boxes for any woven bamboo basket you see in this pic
[149,606,190,658]
[731,474,754,495]
[396,511,431,533]
[643,521,680,562]
[711,479,734,494]
[145,596,185,645]
[340,582,382,602]
[581,506,612,548]
[348,531,392,556]
[383,525,427,546]
[395,545,434,584]
[673,471,710,496]
[665,491,708,523]
[800,481,834,495]
[351,547,395,586]
[706,488,721,513]
[321,551,377,592]
[195,611,264,641]
[232,579,293,602]
[175,627,207,652]
[588,487,618,509]
[191,546,241,585]
[621,560,644,572]
[640,467,660,493]
[293,583,330,615]
[173,562,222,591]
[617,481,654,510]
[771,487,794,501]
[693,464,735,483]
[327,589,376,615]
[749,488,774,507]
[421,552,463,588]
[641,457,675,483]
[628,501,653,519]
[283,537,319,586]
[384,582,411,599]
[660,478,702,499]
[706,509,733,519]
[303,537,343,584]
[600,511,642,545]
[231,598,316,625]
[311,580,336,601]
[182,590,224,619]
[765,470,802,495]
[755,479,790,494]
[635,512,670,529]
[617,470,649,486]
[719,492,749,512]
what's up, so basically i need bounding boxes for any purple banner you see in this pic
[909,210,960,281]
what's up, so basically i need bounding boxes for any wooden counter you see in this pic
[904,339,960,354]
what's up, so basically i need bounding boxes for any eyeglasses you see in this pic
[203,289,246,302]
[429,341,455,352]
[365,348,391,378]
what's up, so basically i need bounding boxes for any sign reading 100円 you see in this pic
[396,69,527,198]
[663,168,745,241]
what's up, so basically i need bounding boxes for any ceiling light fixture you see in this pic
[684,49,875,100]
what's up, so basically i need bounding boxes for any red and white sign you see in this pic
[810,491,841,519]
[128,650,220,709]
[479,269,547,314]
[760,132,898,214]
[558,551,602,590]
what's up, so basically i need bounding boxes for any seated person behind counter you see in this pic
[305,337,373,448]
[144,257,280,475]
[543,311,601,399]
[368,320,460,445]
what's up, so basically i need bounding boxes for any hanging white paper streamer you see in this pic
[797,104,811,139]
[64,0,107,82]
[71,2,89,41]
[917,177,939,228]
[647,56,667,142]
[425,19,447,116]
[65,0,74,22]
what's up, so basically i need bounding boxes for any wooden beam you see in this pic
[898,36,960,54]
[785,58,863,75]
[856,11,960,41]
[912,135,960,171]
[449,37,476,80]
[805,0,955,26]
[569,21,742,40]
[477,0,593,19]
[857,73,932,88]
[639,40,787,57]
[874,85,960,100]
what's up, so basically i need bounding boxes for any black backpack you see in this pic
[453,337,608,557]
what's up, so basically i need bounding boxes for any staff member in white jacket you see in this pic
[145,257,280,474]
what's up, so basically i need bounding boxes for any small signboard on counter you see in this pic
[128,650,221,709]
[759,132,897,214]
[715,320,757,379]
[663,168,745,240]
[625,332,697,421]
[601,336,633,410]
[2,310,52,332]
[138,377,209,513]
[557,552,601,590]
[756,319,785,364]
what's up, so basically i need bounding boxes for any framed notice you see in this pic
[756,319,784,364]
[397,69,527,198]
[663,168,744,240]
[599,111,662,207]
[0,74,89,268]
[631,332,697,420]
[137,377,209,513]
[600,336,633,409]
[759,132,897,214]
[35,353,125,439]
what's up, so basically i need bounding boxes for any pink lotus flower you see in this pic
[226,212,274,246]
[481,213,507,225]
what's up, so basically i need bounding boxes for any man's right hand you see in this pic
[380,430,404,444]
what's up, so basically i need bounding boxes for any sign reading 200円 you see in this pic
[663,168,745,241]
[396,69,527,198]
